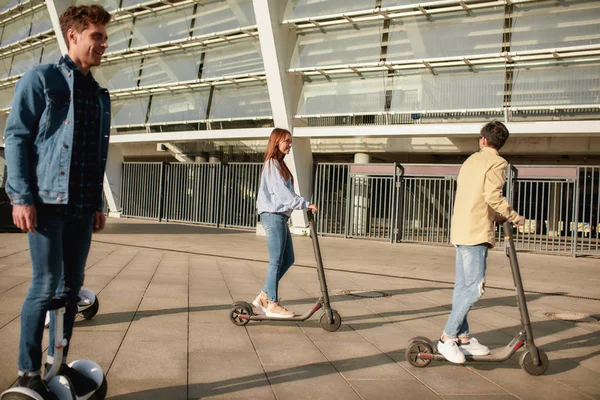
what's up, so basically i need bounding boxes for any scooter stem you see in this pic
[44,299,68,382]
[503,221,540,367]
[308,213,333,324]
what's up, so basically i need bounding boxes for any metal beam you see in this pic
[293,121,600,138]
[289,44,600,76]
[283,0,543,30]
[109,127,274,143]
[102,26,259,65]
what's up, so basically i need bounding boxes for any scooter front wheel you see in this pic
[520,349,549,376]
[230,303,252,326]
[406,340,433,368]
[319,310,342,332]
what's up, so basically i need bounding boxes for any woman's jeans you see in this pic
[261,213,295,302]
[19,213,93,373]
[443,244,488,339]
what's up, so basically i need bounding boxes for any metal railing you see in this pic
[575,166,600,256]
[162,163,223,225]
[312,163,350,236]
[119,161,600,256]
[121,162,259,229]
[121,162,163,220]
[222,163,262,228]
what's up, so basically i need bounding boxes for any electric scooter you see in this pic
[229,212,342,332]
[1,298,108,400]
[45,289,100,328]
[405,220,549,375]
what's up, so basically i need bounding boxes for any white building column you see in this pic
[253,0,313,232]
[104,141,124,217]
[353,153,371,236]
[45,0,72,54]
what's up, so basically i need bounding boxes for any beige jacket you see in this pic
[451,147,521,247]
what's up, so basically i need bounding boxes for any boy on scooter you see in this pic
[437,121,525,364]
[4,5,111,398]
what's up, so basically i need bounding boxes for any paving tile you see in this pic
[349,380,441,400]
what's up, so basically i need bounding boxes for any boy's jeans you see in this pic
[261,213,295,303]
[443,244,488,339]
[18,213,93,373]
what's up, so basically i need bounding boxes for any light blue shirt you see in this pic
[257,159,310,217]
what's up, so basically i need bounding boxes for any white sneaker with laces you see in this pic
[458,337,490,356]
[266,301,295,318]
[437,338,466,364]
[252,291,268,314]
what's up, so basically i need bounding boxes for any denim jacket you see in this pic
[3,56,111,207]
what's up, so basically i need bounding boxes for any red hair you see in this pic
[263,128,293,184]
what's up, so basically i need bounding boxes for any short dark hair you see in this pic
[480,121,509,150]
[60,5,111,48]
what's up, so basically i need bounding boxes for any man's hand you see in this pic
[93,211,106,233]
[13,204,37,233]
[308,204,318,214]
[515,216,526,227]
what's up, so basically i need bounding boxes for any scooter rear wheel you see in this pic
[406,341,433,368]
[79,297,100,320]
[319,310,342,332]
[230,303,252,326]
[520,349,549,376]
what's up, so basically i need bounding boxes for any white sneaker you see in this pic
[252,291,268,314]
[437,338,466,364]
[265,301,295,318]
[458,337,490,356]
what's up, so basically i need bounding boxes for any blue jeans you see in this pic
[261,213,295,302]
[443,244,488,339]
[19,213,93,373]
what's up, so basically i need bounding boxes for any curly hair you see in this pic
[60,5,111,47]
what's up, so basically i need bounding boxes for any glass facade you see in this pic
[0,0,598,130]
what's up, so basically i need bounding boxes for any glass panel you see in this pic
[148,90,210,123]
[202,40,263,79]
[297,74,386,115]
[0,0,20,14]
[210,84,271,119]
[121,0,153,8]
[139,53,199,86]
[9,48,42,76]
[291,21,384,68]
[192,0,255,36]
[0,86,14,109]
[93,61,141,90]
[29,8,52,37]
[381,0,433,6]
[75,0,119,12]
[512,1,600,51]
[284,0,376,20]
[106,20,134,53]
[387,8,504,61]
[1,14,33,47]
[390,68,505,111]
[41,41,61,65]
[130,6,194,48]
[111,97,149,126]
[0,55,11,79]
[511,64,600,107]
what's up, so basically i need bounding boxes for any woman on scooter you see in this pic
[253,128,318,318]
